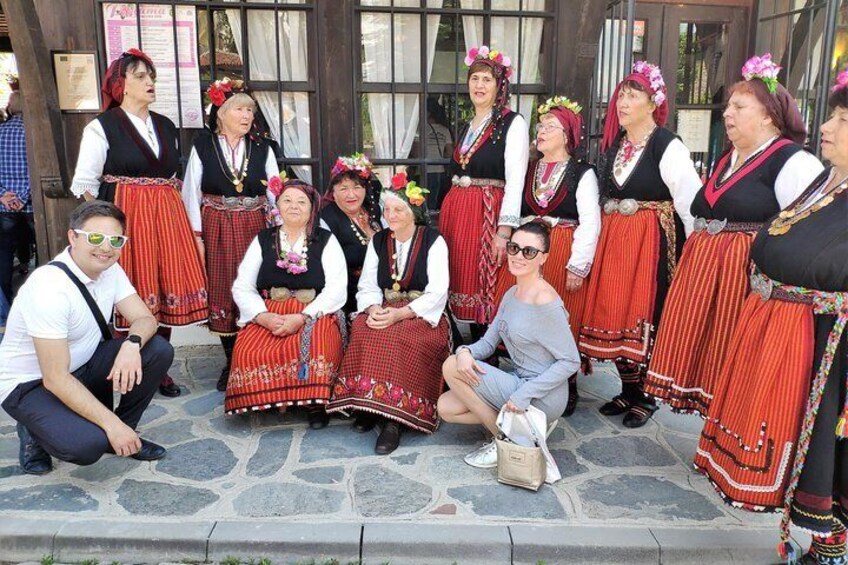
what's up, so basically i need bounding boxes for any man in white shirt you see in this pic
[0,201,171,474]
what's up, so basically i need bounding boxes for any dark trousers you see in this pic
[1,335,173,466]
[0,212,34,302]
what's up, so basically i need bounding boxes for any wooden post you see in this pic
[0,0,74,263]
[554,0,607,109]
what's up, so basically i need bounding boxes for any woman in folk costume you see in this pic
[491,96,600,417]
[227,178,347,429]
[577,61,701,428]
[181,77,281,392]
[320,153,383,316]
[440,45,529,336]
[694,71,848,565]
[645,54,823,416]
[328,173,450,455]
[70,49,207,398]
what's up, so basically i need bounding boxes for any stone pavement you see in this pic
[0,345,793,564]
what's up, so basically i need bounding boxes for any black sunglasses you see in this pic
[506,241,545,260]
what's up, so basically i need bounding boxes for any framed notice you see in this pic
[52,52,100,112]
[676,109,712,153]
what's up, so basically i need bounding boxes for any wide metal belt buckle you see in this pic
[270,287,316,304]
[693,217,707,232]
[452,175,472,188]
[707,218,727,235]
[242,196,260,209]
[604,198,638,216]
[750,273,774,301]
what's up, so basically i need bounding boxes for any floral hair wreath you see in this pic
[207,76,247,108]
[632,61,667,107]
[832,67,848,93]
[388,172,428,207]
[741,53,781,94]
[538,95,582,116]
[331,152,374,180]
[262,171,290,200]
[464,45,514,80]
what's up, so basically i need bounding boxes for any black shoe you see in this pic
[158,375,181,397]
[216,367,230,392]
[352,412,378,433]
[130,439,167,461]
[307,407,330,430]
[599,395,631,416]
[375,421,402,455]
[17,423,52,475]
[622,403,657,428]
[563,376,579,418]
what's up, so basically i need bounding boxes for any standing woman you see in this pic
[491,96,600,416]
[578,61,701,428]
[327,174,450,454]
[182,78,280,392]
[645,54,823,416]
[694,71,848,564]
[227,178,347,428]
[440,45,529,333]
[320,153,382,314]
[70,49,207,398]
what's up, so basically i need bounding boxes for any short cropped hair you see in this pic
[68,200,127,232]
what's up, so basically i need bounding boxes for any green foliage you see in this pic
[40,556,55,565]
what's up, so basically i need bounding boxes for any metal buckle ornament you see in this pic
[451,175,472,188]
[749,273,774,301]
[603,198,638,216]
[269,287,316,304]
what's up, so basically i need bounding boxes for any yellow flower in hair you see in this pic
[405,182,427,206]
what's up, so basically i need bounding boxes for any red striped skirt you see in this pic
[493,222,587,340]
[327,303,451,433]
[440,184,504,324]
[694,294,814,509]
[113,181,208,328]
[202,205,267,334]
[225,298,345,414]
[577,210,661,365]
[645,231,754,416]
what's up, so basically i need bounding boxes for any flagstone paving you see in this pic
[0,345,779,531]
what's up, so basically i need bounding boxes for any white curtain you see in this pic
[227,7,312,183]
[460,0,544,118]
[362,3,443,184]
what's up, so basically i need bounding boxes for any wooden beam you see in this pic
[554,0,607,108]
[0,0,72,263]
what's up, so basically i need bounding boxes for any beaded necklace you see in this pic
[388,229,419,292]
[533,160,569,208]
[274,228,309,274]
[346,210,370,246]
[214,135,251,194]
[613,125,655,178]
[458,114,492,170]
[768,172,848,236]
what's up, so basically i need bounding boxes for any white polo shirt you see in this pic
[0,248,136,403]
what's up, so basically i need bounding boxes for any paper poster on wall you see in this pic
[102,3,203,128]
[676,109,712,154]
[53,52,100,111]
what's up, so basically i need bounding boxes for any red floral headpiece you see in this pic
[207,76,247,108]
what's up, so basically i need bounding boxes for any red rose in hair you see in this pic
[390,172,408,191]
[209,85,226,107]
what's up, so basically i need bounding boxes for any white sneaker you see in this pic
[547,419,558,438]
[464,439,498,468]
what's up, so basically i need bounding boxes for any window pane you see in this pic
[520,17,545,84]
[492,0,520,9]
[361,92,420,159]
[247,10,278,80]
[362,13,423,82]
[213,10,244,81]
[361,0,391,5]
[279,10,309,81]
[256,91,313,182]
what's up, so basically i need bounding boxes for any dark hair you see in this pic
[619,79,649,94]
[69,200,127,232]
[727,79,786,134]
[468,61,497,79]
[512,219,551,252]
[122,55,156,81]
[330,170,366,191]
[829,87,848,110]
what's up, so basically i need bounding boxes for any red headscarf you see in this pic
[601,64,669,152]
[101,49,155,111]
[546,106,583,155]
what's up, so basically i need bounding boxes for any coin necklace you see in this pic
[613,125,655,177]
[768,173,848,236]
[215,135,251,193]
[347,210,369,246]
[389,230,417,292]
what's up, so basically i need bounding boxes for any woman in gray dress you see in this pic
[438,220,581,469]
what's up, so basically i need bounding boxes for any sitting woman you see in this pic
[327,173,451,455]
[439,220,581,469]
[228,177,347,429]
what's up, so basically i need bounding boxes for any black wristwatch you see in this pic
[126,334,142,347]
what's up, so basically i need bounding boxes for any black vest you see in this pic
[373,227,440,292]
[605,127,677,201]
[690,140,802,222]
[520,160,595,220]
[96,108,180,203]
[752,169,848,292]
[255,227,332,292]
[447,111,520,180]
[320,202,381,310]
[193,132,272,198]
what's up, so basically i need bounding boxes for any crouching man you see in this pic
[0,201,172,474]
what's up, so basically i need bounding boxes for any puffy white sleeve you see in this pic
[303,234,348,318]
[70,120,109,199]
[355,239,383,315]
[408,236,449,326]
[232,237,268,326]
[265,149,281,221]
[774,150,824,208]
[567,169,601,278]
[658,138,702,236]
[498,114,530,227]
[181,147,204,233]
